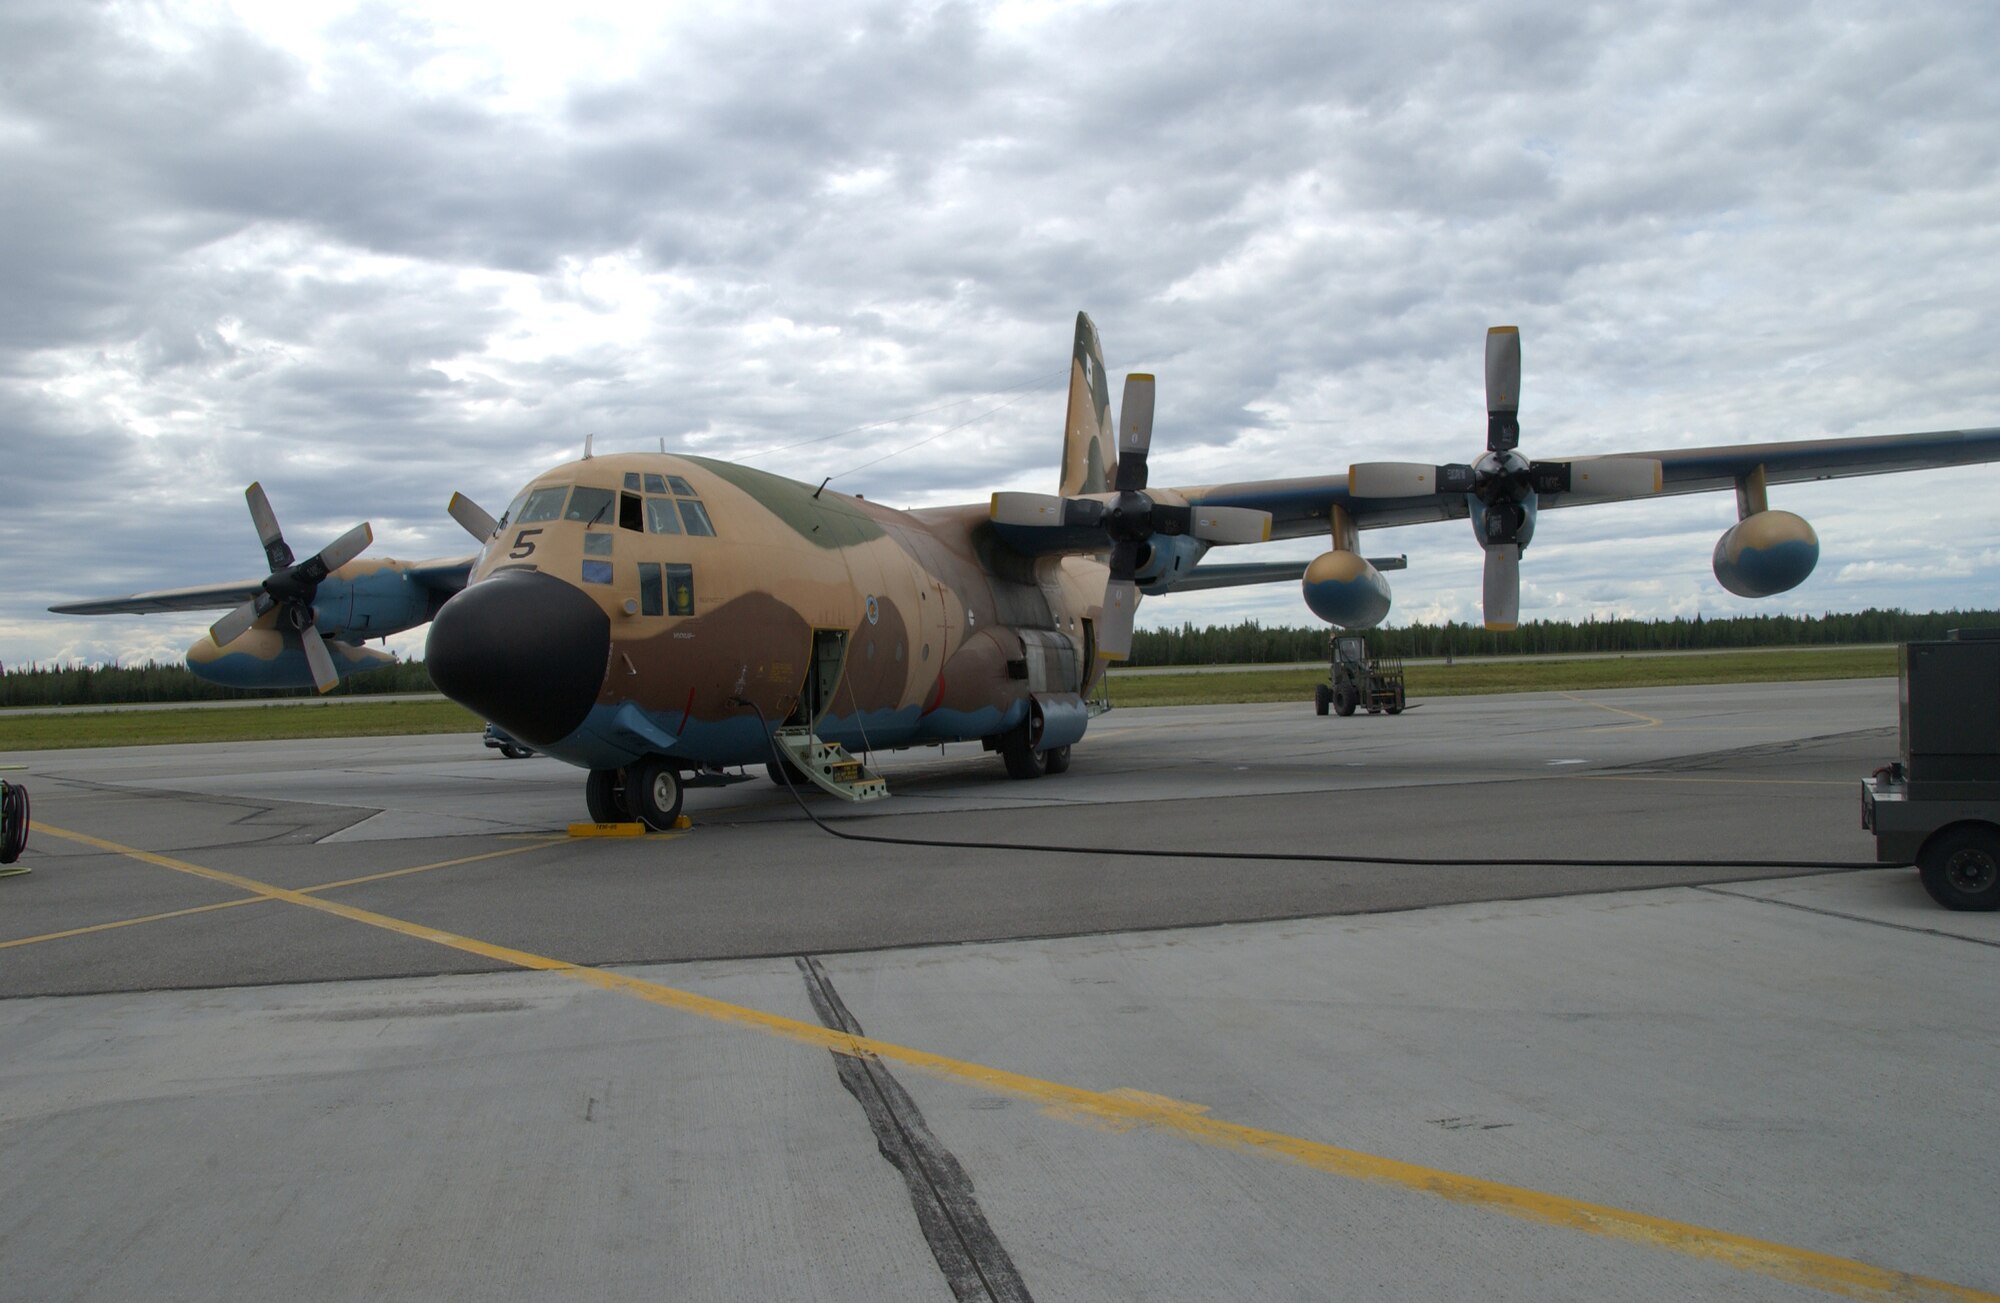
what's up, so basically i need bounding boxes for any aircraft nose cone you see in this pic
[427,569,609,747]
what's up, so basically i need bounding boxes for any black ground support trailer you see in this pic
[1862,629,2000,910]
[1314,635,1407,718]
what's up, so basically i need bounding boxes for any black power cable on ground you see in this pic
[728,699,1900,873]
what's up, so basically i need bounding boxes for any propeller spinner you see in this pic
[207,484,373,693]
[992,374,1270,659]
[1347,327,1661,630]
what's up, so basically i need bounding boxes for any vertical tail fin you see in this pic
[1059,312,1115,497]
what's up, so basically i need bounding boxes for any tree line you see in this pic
[5,607,1995,705]
[0,658,438,708]
[1126,608,2000,667]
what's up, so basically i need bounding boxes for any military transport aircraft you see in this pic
[51,315,2000,829]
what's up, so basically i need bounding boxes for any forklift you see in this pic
[1314,634,1407,717]
[1861,629,2000,910]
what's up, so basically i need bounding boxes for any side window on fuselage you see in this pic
[639,563,663,616]
[665,563,694,616]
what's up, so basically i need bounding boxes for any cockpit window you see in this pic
[623,472,642,492]
[677,500,715,537]
[565,486,615,525]
[643,473,668,495]
[644,499,683,535]
[666,475,697,497]
[517,486,568,524]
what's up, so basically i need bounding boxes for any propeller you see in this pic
[1347,327,1662,630]
[991,374,1271,659]
[448,492,498,541]
[207,483,373,693]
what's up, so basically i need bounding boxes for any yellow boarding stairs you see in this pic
[772,726,890,802]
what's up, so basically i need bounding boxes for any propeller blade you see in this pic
[208,595,270,649]
[1348,463,1449,498]
[300,630,340,695]
[1564,457,1662,497]
[1114,373,1155,492]
[1097,577,1138,661]
[1107,537,1144,581]
[1485,326,1521,453]
[246,482,294,572]
[1189,505,1271,545]
[449,492,498,541]
[992,492,1070,527]
[1482,544,1521,631]
[313,522,373,576]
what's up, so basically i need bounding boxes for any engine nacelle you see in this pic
[188,629,399,690]
[1712,509,1819,598]
[1133,534,1211,594]
[1302,550,1392,628]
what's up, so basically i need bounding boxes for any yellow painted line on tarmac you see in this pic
[0,839,559,952]
[0,896,270,950]
[1561,693,1663,730]
[294,841,559,894]
[31,819,1996,1303]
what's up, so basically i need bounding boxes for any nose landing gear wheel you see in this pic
[627,759,685,831]
[585,768,629,823]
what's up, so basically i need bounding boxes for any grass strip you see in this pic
[0,700,483,750]
[0,647,1896,750]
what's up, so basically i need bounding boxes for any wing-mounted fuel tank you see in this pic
[1301,550,1393,629]
[1712,466,1819,598]
[1297,503,1393,629]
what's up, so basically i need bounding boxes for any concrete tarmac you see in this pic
[1,679,1996,1301]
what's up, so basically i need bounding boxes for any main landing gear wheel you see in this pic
[766,757,808,788]
[585,769,628,823]
[1918,824,2000,911]
[999,726,1045,779]
[1042,745,1071,775]
[627,759,685,831]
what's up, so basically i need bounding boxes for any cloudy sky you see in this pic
[5,0,1998,669]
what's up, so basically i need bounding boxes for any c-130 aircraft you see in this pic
[53,314,2000,828]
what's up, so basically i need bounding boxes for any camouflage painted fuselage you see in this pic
[426,453,1109,773]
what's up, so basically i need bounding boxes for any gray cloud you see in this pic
[5,0,1998,669]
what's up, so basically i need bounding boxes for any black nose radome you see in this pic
[427,569,609,747]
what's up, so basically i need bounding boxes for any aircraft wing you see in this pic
[1182,426,2000,540]
[48,557,476,617]
[49,581,266,616]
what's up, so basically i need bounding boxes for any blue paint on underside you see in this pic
[532,696,1037,772]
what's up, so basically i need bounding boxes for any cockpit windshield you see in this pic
[565,487,616,525]
[515,486,569,524]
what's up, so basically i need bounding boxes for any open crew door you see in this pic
[777,628,889,802]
